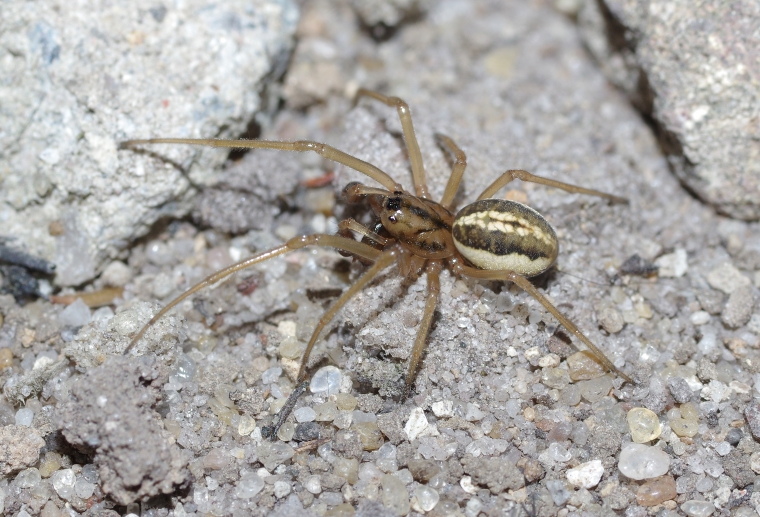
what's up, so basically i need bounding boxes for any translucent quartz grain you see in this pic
[336,393,358,411]
[325,503,356,517]
[353,422,385,451]
[38,453,62,478]
[0,348,12,369]
[310,366,341,395]
[333,457,359,484]
[413,486,439,512]
[627,407,662,443]
[294,406,316,423]
[567,351,606,381]
[238,415,256,436]
[636,475,677,506]
[314,401,339,421]
[578,375,613,403]
[235,473,264,499]
[681,500,715,517]
[618,443,670,480]
[203,449,231,470]
[50,468,75,500]
[381,474,410,516]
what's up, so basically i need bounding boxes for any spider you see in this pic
[122,89,633,434]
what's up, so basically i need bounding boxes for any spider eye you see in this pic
[388,215,397,223]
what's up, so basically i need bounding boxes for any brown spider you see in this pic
[122,89,633,433]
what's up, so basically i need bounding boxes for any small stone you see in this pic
[276,421,295,442]
[405,407,431,441]
[59,297,92,327]
[655,248,688,278]
[314,401,339,421]
[381,474,410,515]
[0,348,13,369]
[544,479,570,506]
[203,449,230,470]
[750,452,760,474]
[333,457,359,484]
[722,285,754,328]
[50,468,76,500]
[274,480,291,498]
[256,441,295,471]
[310,366,341,395]
[547,442,571,463]
[412,485,439,512]
[294,421,321,442]
[101,260,132,287]
[16,467,42,488]
[407,459,442,483]
[235,473,264,499]
[667,377,693,403]
[618,443,671,480]
[627,407,661,443]
[294,406,316,423]
[670,419,699,438]
[38,453,62,478]
[353,422,384,451]
[690,311,711,325]
[680,500,715,517]
[304,474,322,494]
[566,459,604,488]
[706,262,750,294]
[600,307,624,333]
[726,428,742,446]
[578,374,613,403]
[15,407,34,427]
[237,415,256,436]
[431,400,454,418]
[0,425,45,475]
[541,367,570,389]
[636,475,677,506]
[335,393,357,411]
[567,351,606,381]
[278,337,302,360]
[74,477,96,499]
[465,403,485,421]
[745,402,760,440]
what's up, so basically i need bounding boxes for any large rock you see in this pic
[577,0,760,220]
[0,0,297,285]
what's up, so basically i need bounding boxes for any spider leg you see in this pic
[124,234,383,355]
[477,169,627,203]
[297,247,398,382]
[405,260,442,392]
[435,134,467,209]
[453,262,633,384]
[120,138,402,193]
[355,88,429,199]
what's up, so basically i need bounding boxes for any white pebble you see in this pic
[431,400,453,418]
[51,469,76,500]
[310,366,341,396]
[465,403,485,422]
[15,407,34,427]
[655,248,688,277]
[690,311,711,325]
[566,460,604,488]
[618,443,671,480]
[59,298,92,327]
[234,473,264,499]
[304,474,322,494]
[412,486,439,512]
[681,500,715,517]
[274,480,291,498]
[547,442,572,463]
[74,478,95,499]
[404,407,430,441]
[294,407,316,423]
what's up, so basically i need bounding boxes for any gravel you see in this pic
[0,0,759,516]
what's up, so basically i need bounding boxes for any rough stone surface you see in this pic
[0,425,45,475]
[578,0,760,220]
[55,355,190,504]
[1,0,297,285]
[460,455,525,494]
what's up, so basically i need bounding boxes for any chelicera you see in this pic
[122,89,633,434]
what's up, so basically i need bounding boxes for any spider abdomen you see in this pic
[452,199,559,277]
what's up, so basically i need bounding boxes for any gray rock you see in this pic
[722,285,755,328]
[667,376,693,404]
[55,355,190,504]
[460,455,525,494]
[578,0,760,220]
[1,0,297,285]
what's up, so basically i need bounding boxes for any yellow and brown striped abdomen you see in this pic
[452,199,558,277]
